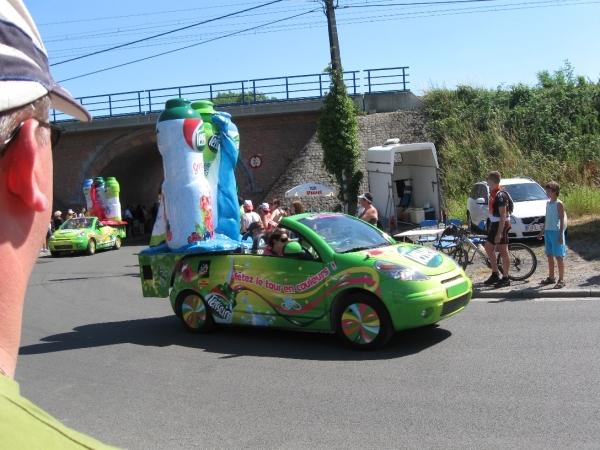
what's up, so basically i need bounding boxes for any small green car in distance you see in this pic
[138,213,472,350]
[49,217,125,257]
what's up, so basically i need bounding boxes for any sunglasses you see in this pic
[278,237,289,243]
[0,120,63,158]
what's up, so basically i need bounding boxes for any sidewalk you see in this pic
[473,286,600,299]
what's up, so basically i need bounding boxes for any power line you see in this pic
[57,8,318,83]
[50,0,284,66]
[38,0,277,26]
[342,0,503,8]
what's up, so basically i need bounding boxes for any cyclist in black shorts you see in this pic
[484,171,511,287]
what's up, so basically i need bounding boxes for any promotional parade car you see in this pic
[49,216,125,257]
[138,213,472,350]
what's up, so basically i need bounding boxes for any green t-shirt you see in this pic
[0,375,119,449]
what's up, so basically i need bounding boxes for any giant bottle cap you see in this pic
[158,98,201,122]
[191,100,216,115]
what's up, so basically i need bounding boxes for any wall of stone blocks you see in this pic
[263,109,428,211]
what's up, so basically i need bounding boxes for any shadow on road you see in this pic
[19,316,451,361]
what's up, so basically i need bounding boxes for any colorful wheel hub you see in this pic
[341,303,380,344]
[182,295,206,329]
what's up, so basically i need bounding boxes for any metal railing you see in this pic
[51,66,409,122]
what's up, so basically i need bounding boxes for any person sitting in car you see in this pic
[263,229,289,256]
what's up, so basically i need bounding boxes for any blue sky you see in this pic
[26,0,600,104]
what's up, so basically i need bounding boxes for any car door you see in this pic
[229,237,328,329]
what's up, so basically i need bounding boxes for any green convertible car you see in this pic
[139,213,472,350]
[49,217,125,257]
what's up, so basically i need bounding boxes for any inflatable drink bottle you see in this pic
[157,98,213,250]
[92,177,107,220]
[104,177,121,221]
[211,111,240,240]
[149,199,166,247]
[191,100,219,177]
[82,179,94,212]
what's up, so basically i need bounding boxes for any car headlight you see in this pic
[49,235,55,240]
[374,260,429,281]
[75,232,86,238]
[510,216,517,224]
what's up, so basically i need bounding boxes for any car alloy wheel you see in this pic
[335,293,393,350]
[85,239,96,256]
[176,290,215,334]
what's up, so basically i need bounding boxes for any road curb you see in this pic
[473,288,600,299]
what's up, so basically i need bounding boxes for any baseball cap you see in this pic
[243,200,253,210]
[0,0,91,121]
[260,202,270,212]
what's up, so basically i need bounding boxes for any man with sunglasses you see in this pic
[0,1,117,448]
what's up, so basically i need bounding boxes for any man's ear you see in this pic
[6,120,49,212]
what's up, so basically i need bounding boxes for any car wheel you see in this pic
[50,250,61,257]
[85,239,96,256]
[176,290,216,334]
[113,236,121,250]
[334,293,393,350]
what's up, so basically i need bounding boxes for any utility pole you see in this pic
[324,0,342,71]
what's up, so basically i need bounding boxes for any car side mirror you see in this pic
[476,197,487,205]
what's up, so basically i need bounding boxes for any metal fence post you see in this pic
[253,80,256,103]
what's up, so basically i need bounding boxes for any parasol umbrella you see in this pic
[284,183,337,198]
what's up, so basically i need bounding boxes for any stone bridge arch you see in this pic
[78,128,163,210]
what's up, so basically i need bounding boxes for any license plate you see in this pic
[525,224,543,232]
[447,281,468,299]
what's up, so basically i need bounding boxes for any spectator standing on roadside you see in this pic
[240,200,261,233]
[52,210,63,230]
[357,193,378,225]
[124,205,134,235]
[290,200,304,215]
[483,171,511,288]
[259,202,273,231]
[537,181,567,289]
[78,207,87,217]
[269,198,284,225]
[0,2,117,448]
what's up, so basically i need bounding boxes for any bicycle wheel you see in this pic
[497,243,537,281]
[450,246,468,270]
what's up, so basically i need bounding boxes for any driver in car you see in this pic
[263,229,289,256]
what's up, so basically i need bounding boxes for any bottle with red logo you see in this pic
[156,98,210,249]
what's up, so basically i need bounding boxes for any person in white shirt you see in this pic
[240,200,261,233]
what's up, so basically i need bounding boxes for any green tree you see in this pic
[212,90,275,105]
[317,67,362,214]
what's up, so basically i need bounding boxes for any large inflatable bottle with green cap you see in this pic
[191,100,219,177]
[82,179,93,214]
[104,177,121,221]
[156,98,213,250]
[92,177,107,220]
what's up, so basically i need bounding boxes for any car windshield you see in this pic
[297,214,392,254]
[504,183,547,202]
[62,218,93,230]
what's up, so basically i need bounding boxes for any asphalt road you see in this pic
[17,244,600,449]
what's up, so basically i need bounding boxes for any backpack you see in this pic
[492,187,514,215]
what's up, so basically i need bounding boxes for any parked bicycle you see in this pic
[436,225,538,281]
